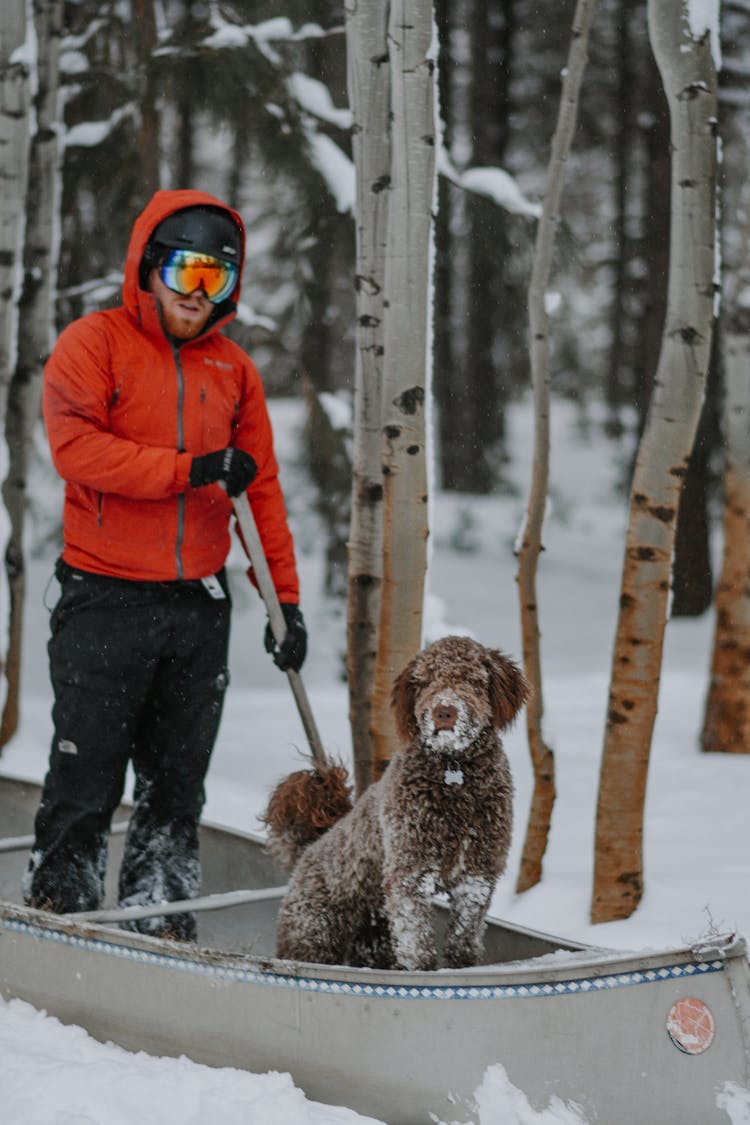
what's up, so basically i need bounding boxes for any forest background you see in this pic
[0,0,747,923]
[3,0,730,607]
[15,0,715,539]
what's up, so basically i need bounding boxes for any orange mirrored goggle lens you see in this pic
[159,249,238,304]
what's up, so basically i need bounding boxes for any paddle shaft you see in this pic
[65,884,289,924]
[233,493,328,767]
[0,819,130,854]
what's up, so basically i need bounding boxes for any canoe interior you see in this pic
[0,774,587,962]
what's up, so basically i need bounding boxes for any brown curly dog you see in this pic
[266,635,529,971]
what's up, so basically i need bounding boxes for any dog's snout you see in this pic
[433,703,458,731]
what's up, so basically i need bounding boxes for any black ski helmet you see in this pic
[151,206,241,262]
[140,206,242,290]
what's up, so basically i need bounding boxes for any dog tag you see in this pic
[201,575,226,600]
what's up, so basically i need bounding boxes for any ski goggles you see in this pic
[158,248,238,304]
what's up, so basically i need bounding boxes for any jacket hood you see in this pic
[123,189,246,331]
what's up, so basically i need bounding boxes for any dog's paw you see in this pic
[395,949,438,972]
[443,936,483,969]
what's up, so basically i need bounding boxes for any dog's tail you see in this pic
[260,763,353,871]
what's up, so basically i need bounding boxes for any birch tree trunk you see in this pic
[702,334,750,753]
[702,6,750,754]
[0,0,33,728]
[0,0,32,425]
[133,0,159,206]
[592,0,717,923]
[515,0,598,894]
[370,0,435,779]
[344,0,391,795]
[1,0,63,748]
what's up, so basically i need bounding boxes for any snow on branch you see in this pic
[65,104,137,149]
[284,72,354,213]
[438,147,541,219]
[58,50,89,76]
[234,302,277,333]
[688,0,721,66]
[302,129,354,213]
[9,43,34,69]
[60,19,108,53]
[156,9,341,65]
[287,73,352,130]
[58,273,123,300]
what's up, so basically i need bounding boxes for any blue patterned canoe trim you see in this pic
[0,916,726,1001]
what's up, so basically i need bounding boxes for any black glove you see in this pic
[265,604,307,672]
[189,448,257,498]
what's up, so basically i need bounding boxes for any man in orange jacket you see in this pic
[23,189,307,939]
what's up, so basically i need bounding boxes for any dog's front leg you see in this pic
[444,874,493,968]
[384,872,438,971]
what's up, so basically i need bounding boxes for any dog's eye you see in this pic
[465,670,487,687]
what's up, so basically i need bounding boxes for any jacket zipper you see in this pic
[173,344,186,580]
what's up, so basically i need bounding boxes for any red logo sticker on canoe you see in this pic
[667,997,715,1054]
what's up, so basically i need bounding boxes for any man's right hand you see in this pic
[190,448,257,497]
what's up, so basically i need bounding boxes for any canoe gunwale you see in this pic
[1,900,745,997]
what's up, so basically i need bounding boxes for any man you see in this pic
[23,189,307,940]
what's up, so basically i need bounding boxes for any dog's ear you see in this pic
[485,650,530,730]
[390,658,420,744]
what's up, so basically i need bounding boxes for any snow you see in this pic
[717,1084,750,1125]
[471,1065,588,1125]
[687,0,721,68]
[301,129,355,214]
[0,998,381,1125]
[1,394,749,1122]
[188,14,336,64]
[58,49,89,75]
[288,73,352,131]
[437,149,542,219]
[65,105,137,149]
[0,438,8,717]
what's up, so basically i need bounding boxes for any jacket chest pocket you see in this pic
[196,379,241,451]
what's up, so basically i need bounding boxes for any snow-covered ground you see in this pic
[2,397,749,1124]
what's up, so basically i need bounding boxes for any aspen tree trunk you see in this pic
[592,0,717,922]
[701,25,750,754]
[370,0,435,779]
[606,0,635,432]
[515,0,598,894]
[1,0,63,748]
[344,0,390,794]
[0,0,33,727]
[133,0,159,205]
[0,0,32,424]
[702,335,750,753]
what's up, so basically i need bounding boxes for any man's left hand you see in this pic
[265,604,307,672]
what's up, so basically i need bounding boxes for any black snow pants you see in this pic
[24,559,231,940]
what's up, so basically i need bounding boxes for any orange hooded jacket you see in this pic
[42,188,299,600]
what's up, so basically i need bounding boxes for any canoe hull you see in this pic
[3,904,749,1123]
[2,776,749,1123]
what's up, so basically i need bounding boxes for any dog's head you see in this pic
[391,635,530,755]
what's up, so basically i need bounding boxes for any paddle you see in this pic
[233,493,353,856]
[0,819,130,854]
[232,492,328,767]
[65,884,289,924]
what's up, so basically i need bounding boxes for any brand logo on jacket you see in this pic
[203,358,234,372]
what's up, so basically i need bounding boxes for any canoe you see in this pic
[1,773,748,1123]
